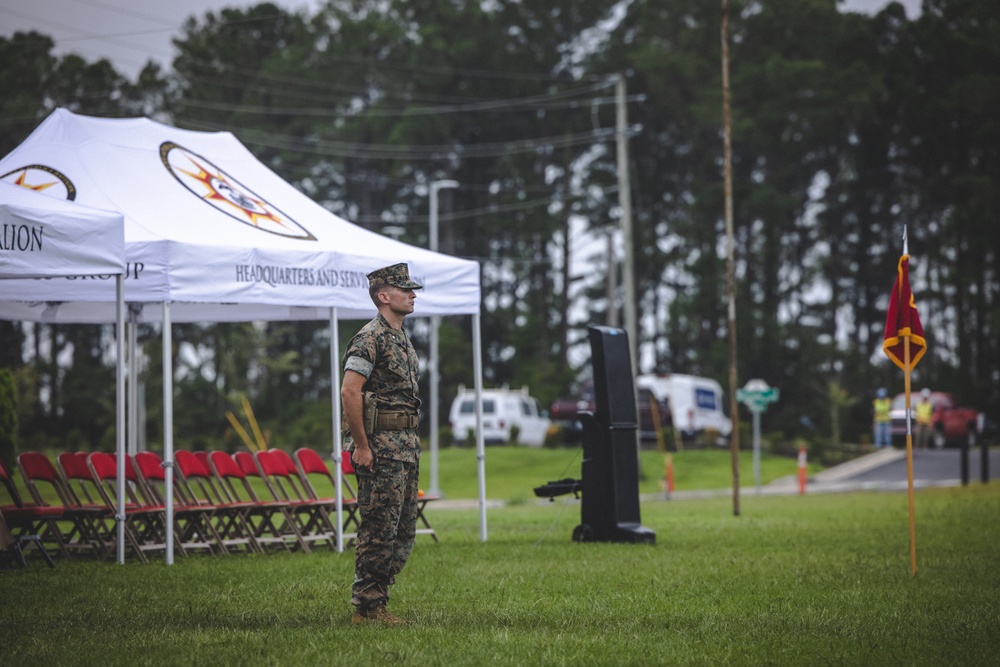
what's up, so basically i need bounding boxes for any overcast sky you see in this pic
[2,0,922,80]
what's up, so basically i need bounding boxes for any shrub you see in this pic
[737,420,752,450]
[543,423,565,448]
[0,368,18,470]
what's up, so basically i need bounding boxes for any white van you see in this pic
[449,385,551,446]
[635,373,731,443]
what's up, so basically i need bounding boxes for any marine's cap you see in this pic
[367,262,423,290]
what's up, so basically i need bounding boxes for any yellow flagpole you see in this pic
[904,337,917,576]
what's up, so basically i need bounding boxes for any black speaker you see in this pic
[573,325,655,545]
[588,325,637,428]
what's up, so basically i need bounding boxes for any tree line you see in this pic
[0,0,996,458]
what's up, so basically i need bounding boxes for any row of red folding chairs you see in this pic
[1,459,60,567]
[2,447,434,564]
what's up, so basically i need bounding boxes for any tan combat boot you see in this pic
[351,604,408,625]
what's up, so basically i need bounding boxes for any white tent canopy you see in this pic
[0,179,124,279]
[0,109,488,560]
[0,179,130,563]
[0,108,480,322]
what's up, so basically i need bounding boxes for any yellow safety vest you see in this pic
[915,400,933,424]
[873,398,891,423]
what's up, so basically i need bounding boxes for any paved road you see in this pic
[846,448,999,486]
[757,446,1000,496]
[479,447,1000,508]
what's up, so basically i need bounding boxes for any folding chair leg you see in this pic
[11,542,26,568]
[416,502,439,543]
[16,535,55,568]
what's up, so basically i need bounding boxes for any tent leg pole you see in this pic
[330,308,344,553]
[473,314,486,542]
[430,314,441,496]
[128,310,138,457]
[116,277,126,564]
[163,302,174,565]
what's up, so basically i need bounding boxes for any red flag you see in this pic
[883,254,927,370]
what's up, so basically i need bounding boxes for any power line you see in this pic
[0,5,176,71]
[173,64,619,108]
[1,5,173,46]
[351,195,557,224]
[65,0,180,30]
[181,94,640,118]
[177,83,626,118]
[167,18,616,86]
[360,189,618,225]
[279,45,608,84]
[336,172,609,197]
[7,5,622,87]
[180,118,621,160]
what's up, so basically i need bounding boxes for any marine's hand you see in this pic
[352,446,374,471]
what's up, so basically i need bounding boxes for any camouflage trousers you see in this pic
[351,457,419,610]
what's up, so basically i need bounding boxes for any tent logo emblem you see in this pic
[160,141,317,241]
[1,166,77,200]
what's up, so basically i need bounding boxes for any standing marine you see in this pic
[341,262,423,625]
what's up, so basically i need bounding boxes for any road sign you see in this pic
[737,379,780,494]
[737,379,780,414]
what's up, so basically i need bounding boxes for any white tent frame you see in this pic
[1,109,490,563]
[10,264,488,563]
[0,184,128,563]
[156,304,487,558]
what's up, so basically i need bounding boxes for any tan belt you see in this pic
[375,411,419,431]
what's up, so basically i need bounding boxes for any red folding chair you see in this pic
[132,451,228,556]
[341,451,439,542]
[17,451,110,558]
[293,447,359,542]
[174,450,260,555]
[57,452,107,507]
[56,452,116,559]
[86,452,170,564]
[0,460,57,567]
[213,451,306,552]
[252,449,338,551]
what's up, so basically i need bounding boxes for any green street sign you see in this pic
[737,386,780,413]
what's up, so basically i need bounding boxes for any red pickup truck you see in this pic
[889,391,984,447]
[549,382,669,443]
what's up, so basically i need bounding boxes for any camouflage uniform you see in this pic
[344,264,422,613]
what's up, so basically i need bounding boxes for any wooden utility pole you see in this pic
[721,0,741,516]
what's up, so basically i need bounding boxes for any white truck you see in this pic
[449,385,552,446]
[635,373,732,443]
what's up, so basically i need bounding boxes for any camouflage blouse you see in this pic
[343,313,421,463]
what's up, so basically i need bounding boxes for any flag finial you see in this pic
[903,225,908,255]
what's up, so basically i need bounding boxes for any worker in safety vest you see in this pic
[915,388,934,449]
[873,388,892,448]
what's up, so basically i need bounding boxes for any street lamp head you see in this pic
[428,180,458,253]
[431,179,459,193]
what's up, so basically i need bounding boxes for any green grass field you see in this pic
[3,445,998,666]
[426,445,820,501]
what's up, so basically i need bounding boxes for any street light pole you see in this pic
[429,179,458,497]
